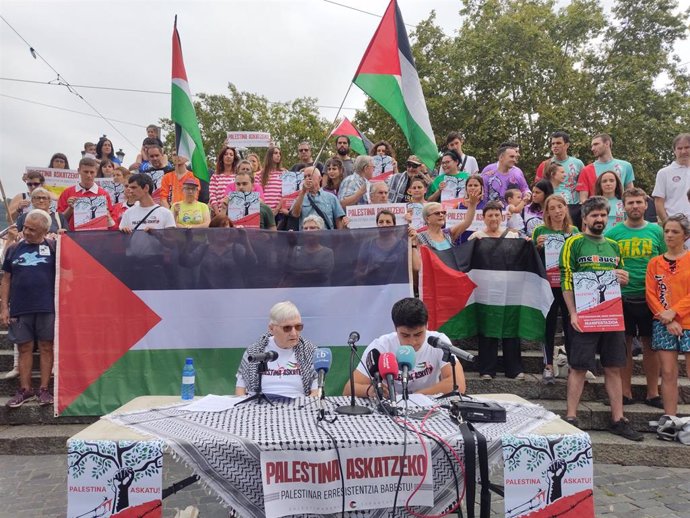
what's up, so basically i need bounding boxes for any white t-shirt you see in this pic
[119,204,176,230]
[236,338,317,398]
[356,330,450,395]
[652,161,690,219]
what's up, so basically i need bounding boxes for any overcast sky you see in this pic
[1,0,688,198]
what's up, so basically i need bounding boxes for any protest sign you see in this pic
[281,170,304,210]
[73,196,109,231]
[26,166,79,196]
[227,191,260,228]
[440,175,467,208]
[346,203,408,228]
[407,202,425,230]
[573,270,625,332]
[226,131,272,148]
[96,178,125,205]
[446,208,507,232]
[261,443,432,518]
[544,234,566,287]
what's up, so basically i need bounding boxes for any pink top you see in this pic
[257,170,284,209]
[209,173,235,209]
[224,182,265,198]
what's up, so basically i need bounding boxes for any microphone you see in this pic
[247,351,278,363]
[378,352,399,405]
[313,348,332,400]
[365,349,384,399]
[347,331,360,347]
[427,336,475,363]
[395,346,416,400]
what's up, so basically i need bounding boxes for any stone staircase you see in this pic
[457,337,690,467]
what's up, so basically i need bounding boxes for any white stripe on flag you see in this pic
[172,77,192,98]
[131,284,412,350]
[466,270,553,317]
[398,51,435,143]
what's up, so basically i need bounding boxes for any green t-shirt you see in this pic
[260,202,276,229]
[532,225,579,241]
[427,171,470,197]
[605,222,666,296]
[559,233,622,291]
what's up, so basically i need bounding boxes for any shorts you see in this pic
[8,313,55,344]
[569,329,626,372]
[651,320,690,353]
[622,297,653,337]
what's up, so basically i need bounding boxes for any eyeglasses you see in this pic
[31,196,50,201]
[298,149,310,153]
[26,182,42,187]
[278,323,304,332]
[431,211,447,217]
[406,163,420,168]
[440,161,454,166]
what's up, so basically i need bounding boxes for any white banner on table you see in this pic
[445,208,508,232]
[346,203,408,228]
[261,442,433,518]
[226,131,272,148]
[67,439,163,518]
[73,195,109,231]
[26,166,79,196]
[544,234,566,287]
[503,433,594,517]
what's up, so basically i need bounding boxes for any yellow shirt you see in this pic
[173,200,209,226]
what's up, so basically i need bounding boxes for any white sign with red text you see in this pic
[446,208,508,232]
[26,166,79,196]
[226,131,272,148]
[261,443,433,518]
[346,203,408,228]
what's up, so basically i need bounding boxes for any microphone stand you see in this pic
[336,339,372,416]
[236,360,273,406]
[436,350,464,400]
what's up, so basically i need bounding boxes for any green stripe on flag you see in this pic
[439,303,547,341]
[171,82,209,182]
[348,136,369,156]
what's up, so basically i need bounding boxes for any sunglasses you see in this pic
[277,323,304,332]
[31,196,50,201]
[298,149,310,153]
[26,182,42,187]
[431,211,447,217]
[406,162,420,168]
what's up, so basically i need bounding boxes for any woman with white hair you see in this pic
[14,187,67,237]
[235,301,318,398]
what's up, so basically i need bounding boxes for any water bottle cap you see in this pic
[185,357,193,365]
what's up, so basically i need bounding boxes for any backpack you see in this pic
[650,415,690,445]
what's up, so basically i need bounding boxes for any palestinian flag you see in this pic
[331,117,373,156]
[353,0,437,169]
[171,17,209,182]
[55,227,411,415]
[420,239,554,341]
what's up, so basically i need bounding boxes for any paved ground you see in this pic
[1,455,689,517]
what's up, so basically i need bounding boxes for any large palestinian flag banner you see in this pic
[55,227,411,416]
[353,0,438,169]
[420,239,553,341]
[330,117,373,156]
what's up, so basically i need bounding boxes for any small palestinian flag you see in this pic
[420,239,554,341]
[353,0,438,169]
[331,117,373,156]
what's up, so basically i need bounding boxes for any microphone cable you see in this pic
[314,418,347,518]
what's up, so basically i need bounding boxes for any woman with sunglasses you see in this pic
[13,187,67,238]
[413,192,480,250]
[7,171,58,222]
[235,301,318,398]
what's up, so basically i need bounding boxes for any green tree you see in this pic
[161,83,331,171]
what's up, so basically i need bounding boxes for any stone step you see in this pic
[460,349,687,376]
[0,397,98,426]
[588,430,690,468]
[453,337,558,352]
[533,399,690,433]
[466,372,690,404]
[0,349,42,372]
[0,330,11,350]
[0,424,87,455]
[0,373,54,396]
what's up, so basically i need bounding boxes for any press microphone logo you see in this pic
[382,355,392,371]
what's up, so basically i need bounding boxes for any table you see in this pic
[71,394,578,518]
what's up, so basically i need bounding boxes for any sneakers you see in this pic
[37,387,54,406]
[480,374,493,380]
[1,368,19,380]
[585,370,596,381]
[610,418,644,442]
[515,372,525,380]
[644,396,664,409]
[542,368,555,384]
[6,388,36,408]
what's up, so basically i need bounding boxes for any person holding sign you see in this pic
[209,146,239,215]
[290,167,345,230]
[426,150,469,204]
[14,188,67,238]
[645,214,690,417]
[258,146,288,215]
[606,188,665,408]
[388,155,431,203]
[338,155,374,207]
[355,210,411,286]
[413,194,480,250]
[222,171,276,230]
[8,170,58,222]
[532,194,579,383]
[57,158,116,231]
[559,196,642,441]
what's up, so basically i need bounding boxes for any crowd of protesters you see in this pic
[1,127,688,443]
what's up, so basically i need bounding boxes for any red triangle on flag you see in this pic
[354,0,401,76]
[331,117,360,138]
[420,246,476,330]
[56,235,162,414]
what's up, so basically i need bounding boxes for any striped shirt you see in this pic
[209,173,235,210]
[257,170,284,209]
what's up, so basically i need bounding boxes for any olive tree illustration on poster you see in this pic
[502,433,594,518]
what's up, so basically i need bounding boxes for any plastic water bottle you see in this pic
[181,358,195,400]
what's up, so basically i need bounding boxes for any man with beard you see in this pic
[576,133,635,201]
[334,136,356,178]
[559,196,642,441]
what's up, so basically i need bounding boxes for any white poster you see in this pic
[227,191,261,227]
[73,195,109,231]
[445,208,507,232]
[280,170,304,210]
[407,202,426,230]
[372,155,395,176]
[440,175,466,205]
[573,270,625,332]
[261,443,433,518]
[544,234,566,287]
[346,203,408,228]
[226,131,272,148]
[67,439,163,518]
[96,178,126,205]
[503,433,594,517]
[26,166,79,196]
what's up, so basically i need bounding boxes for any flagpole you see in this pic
[312,82,355,167]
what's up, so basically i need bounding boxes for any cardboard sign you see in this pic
[73,196,109,231]
[226,131,272,148]
[573,270,625,332]
[67,439,163,518]
[446,209,507,232]
[227,191,260,228]
[26,166,79,196]
[261,443,432,518]
[346,203,408,228]
[544,234,566,287]
[503,433,594,518]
